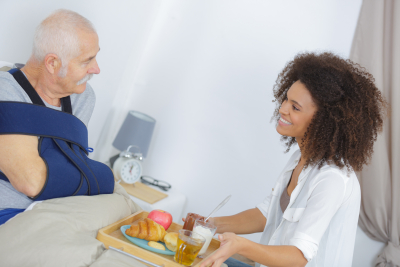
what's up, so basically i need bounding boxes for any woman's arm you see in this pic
[200,233,307,267]
[213,208,266,234]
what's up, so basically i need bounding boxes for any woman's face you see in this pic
[276,80,317,142]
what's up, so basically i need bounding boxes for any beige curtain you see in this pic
[349,0,400,266]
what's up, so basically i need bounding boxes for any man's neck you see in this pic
[20,62,64,107]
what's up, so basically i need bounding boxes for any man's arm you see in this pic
[0,134,46,197]
[213,208,266,234]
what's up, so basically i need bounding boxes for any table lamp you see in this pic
[110,111,156,168]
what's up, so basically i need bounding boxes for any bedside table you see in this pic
[105,159,186,223]
[127,186,187,224]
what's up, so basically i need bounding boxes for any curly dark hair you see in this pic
[272,52,387,172]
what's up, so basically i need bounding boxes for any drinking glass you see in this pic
[193,219,217,257]
[174,229,206,266]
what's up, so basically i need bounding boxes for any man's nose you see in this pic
[89,60,100,74]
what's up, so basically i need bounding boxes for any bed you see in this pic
[0,182,149,267]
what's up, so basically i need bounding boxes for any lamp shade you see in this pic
[112,111,156,158]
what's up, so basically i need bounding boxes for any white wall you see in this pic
[0,1,385,266]
[0,0,161,149]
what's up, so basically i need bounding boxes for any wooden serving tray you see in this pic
[97,210,221,267]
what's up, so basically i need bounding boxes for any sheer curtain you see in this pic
[350,0,400,266]
[91,1,163,162]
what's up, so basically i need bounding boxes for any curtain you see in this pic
[349,0,400,266]
[91,1,163,162]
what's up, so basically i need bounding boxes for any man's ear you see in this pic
[44,54,61,75]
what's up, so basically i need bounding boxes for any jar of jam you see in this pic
[182,213,204,231]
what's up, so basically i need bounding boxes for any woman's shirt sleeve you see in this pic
[257,193,272,218]
[289,170,347,262]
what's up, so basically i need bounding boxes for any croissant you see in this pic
[126,218,166,242]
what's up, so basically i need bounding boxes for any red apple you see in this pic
[147,209,173,230]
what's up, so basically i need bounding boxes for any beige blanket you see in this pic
[0,183,147,267]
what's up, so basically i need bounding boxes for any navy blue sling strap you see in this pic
[0,209,24,225]
[8,68,73,114]
[0,69,114,201]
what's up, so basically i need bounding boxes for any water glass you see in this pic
[193,219,217,256]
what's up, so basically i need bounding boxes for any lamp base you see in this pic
[109,154,120,168]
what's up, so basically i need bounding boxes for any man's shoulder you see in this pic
[0,71,15,85]
[70,82,96,126]
[0,71,30,102]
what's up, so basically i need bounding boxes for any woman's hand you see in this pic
[182,208,265,235]
[200,233,243,267]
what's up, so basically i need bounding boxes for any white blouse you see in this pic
[256,149,361,267]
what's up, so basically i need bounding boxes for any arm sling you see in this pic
[0,69,114,201]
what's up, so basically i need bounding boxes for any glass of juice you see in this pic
[174,229,206,266]
[193,219,217,257]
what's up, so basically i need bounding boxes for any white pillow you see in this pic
[0,61,14,68]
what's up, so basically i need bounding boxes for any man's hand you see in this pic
[200,233,243,267]
[0,134,46,197]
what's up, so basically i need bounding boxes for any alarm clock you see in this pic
[113,146,143,184]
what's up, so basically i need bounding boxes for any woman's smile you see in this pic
[278,116,292,125]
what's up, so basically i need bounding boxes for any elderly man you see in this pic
[0,9,113,224]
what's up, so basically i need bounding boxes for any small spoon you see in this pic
[205,195,232,222]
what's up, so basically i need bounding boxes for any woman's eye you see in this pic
[292,105,299,111]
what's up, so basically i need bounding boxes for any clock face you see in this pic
[120,159,142,184]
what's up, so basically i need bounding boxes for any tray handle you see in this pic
[109,246,165,267]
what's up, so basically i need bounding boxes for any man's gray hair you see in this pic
[32,9,96,77]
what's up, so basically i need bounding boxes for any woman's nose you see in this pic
[279,101,289,115]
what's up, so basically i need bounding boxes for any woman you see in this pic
[199,52,387,267]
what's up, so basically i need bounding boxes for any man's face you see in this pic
[59,30,100,94]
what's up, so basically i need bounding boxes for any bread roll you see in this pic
[164,232,179,252]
